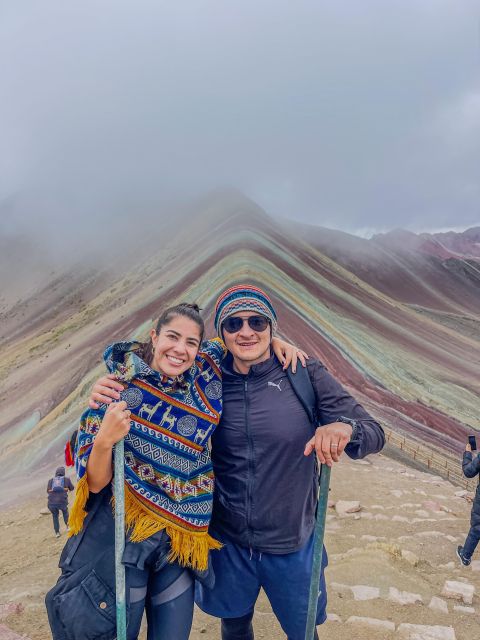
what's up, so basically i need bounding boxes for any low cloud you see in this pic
[1,0,479,241]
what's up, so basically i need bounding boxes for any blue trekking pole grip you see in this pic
[304,464,331,640]
[114,439,127,640]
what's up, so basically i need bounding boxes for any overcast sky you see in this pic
[1,0,479,240]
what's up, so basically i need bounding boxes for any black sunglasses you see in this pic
[222,315,270,334]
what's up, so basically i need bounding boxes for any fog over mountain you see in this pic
[1,0,479,245]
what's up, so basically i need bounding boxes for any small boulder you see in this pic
[350,585,380,601]
[388,587,423,605]
[453,605,475,614]
[326,613,342,622]
[441,580,475,604]
[428,597,448,614]
[330,582,351,595]
[345,616,395,632]
[397,623,455,640]
[335,500,361,516]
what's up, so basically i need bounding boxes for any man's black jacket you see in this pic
[210,355,385,553]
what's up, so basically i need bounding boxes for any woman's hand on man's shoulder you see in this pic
[89,374,124,409]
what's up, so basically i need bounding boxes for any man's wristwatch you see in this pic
[336,416,360,442]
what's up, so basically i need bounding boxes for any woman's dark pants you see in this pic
[463,528,480,559]
[49,506,69,534]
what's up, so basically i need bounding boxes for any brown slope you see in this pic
[283,221,480,316]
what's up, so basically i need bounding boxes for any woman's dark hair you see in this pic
[137,303,204,366]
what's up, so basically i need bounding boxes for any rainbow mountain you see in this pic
[1,191,479,490]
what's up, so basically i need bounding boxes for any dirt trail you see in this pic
[0,453,478,639]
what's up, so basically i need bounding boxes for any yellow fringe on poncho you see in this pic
[69,475,221,571]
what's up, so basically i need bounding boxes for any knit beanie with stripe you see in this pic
[214,285,278,336]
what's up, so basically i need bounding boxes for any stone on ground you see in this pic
[326,613,342,622]
[350,585,381,601]
[335,500,362,515]
[345,616,395,632]
[452,605,475,614]
[440,580,475,604]
[396,623,456,640]
[428,596,448,613]
[388,587,423,605]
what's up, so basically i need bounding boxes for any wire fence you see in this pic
[384,428,477,492]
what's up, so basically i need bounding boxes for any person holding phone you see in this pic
[456,435,480,566]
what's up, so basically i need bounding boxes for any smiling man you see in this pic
[195,284,385,640]
[219,312,272,374]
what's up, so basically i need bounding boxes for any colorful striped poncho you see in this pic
[69,338,225,570]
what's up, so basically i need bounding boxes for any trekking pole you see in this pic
[114,439,127,640]
[304,464,331,640]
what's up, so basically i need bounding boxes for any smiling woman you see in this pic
[139,303,205,377]
[150,317,202,376]
[47,302,224,640]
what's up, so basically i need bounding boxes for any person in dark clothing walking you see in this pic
[457,441,480,566]
[47,466,74,537]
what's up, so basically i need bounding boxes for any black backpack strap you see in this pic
[286,365,318,425]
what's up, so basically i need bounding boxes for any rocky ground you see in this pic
[0,451,478,640]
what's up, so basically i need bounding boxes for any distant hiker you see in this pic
[88,285,385,640]
[456,440,480,566]
[47,466,74,538]
[64,429,77,467]
[46,302,299,640]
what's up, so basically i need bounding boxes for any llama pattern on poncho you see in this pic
[70,338,225,570]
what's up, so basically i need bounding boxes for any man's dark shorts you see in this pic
[195,532,328,640]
